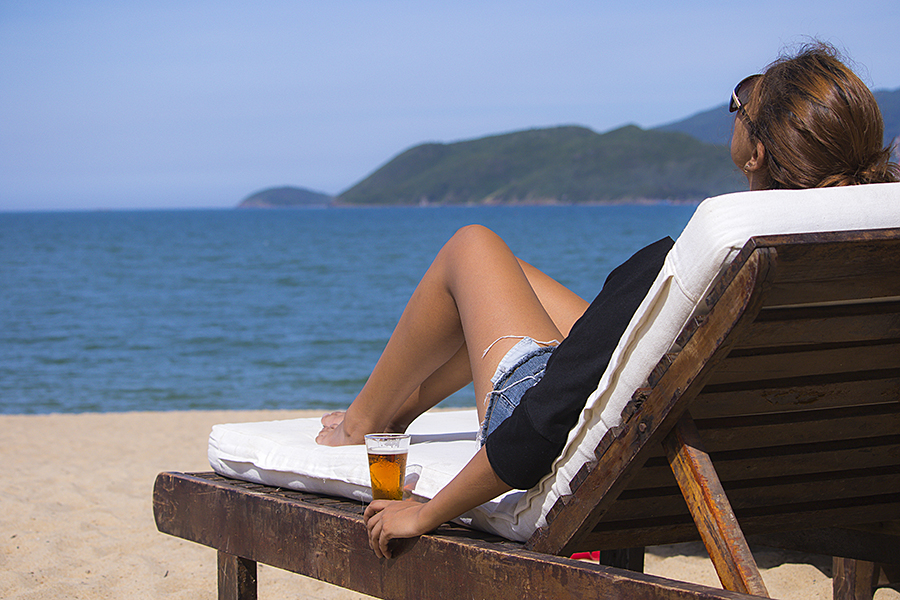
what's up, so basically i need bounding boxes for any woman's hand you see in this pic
[363,499,433,559]
[362,448,512,559]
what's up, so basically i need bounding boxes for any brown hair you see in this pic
[746,43,899,188]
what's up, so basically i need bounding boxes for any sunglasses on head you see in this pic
[729,74,762,115]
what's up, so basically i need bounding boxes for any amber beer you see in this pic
[364,433,410,501]
[367,450,408,500]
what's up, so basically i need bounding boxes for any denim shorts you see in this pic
[478,337,556,445]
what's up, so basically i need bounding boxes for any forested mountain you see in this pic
[336,125,745,205]
[239,88,899,207]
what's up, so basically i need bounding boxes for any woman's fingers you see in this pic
[378,525,393,559]
[365,501,389,558]
[365,499,430,559]
[367,514,394,559]
[364,499,389,522]
[367,514,384,558]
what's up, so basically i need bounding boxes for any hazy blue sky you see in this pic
[2,1,898,211]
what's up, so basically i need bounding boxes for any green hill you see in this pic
[655,106,735,146]
[337,125,746,205]
[238,186,334,208]
[240,88,898,208]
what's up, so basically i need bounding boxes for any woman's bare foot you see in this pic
[321,410,345,428]
[315,409,407,446]
[316,419,359,446]
[316,411,359,446]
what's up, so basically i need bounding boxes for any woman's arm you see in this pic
[363,447,511,558]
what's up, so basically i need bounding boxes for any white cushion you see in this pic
[209,410,480,503]
[210,182,900,542]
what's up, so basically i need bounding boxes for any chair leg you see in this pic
[663,413,769,597]
[882,563,900,585]
[598,548,645,573]
[218,550,258,600]
[833,557,877,600]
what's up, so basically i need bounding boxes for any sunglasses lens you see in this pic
[730,75,760,113]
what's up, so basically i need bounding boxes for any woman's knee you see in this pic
[431,225,518,290]
[444,224,508,261]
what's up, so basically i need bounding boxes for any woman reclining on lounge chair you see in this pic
[316,42,899,558]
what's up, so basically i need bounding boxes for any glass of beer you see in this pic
[364,433,410,501]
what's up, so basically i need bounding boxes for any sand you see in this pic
[1,410,896,599]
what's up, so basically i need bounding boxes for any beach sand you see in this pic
[1,410,896,599]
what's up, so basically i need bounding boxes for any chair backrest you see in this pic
[527,228,900,556]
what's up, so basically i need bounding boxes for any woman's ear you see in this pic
[745,141,770,190]
[745,141,766,172]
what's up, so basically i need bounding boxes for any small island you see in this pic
[238,186,334,208]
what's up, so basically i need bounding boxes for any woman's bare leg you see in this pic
[316,225,569,446]
[321,343,472,432]
[387,342,473,431]
[517,258,588,337]
[318,242,590,441]
[348,261,587,429]
[387,260,588,426]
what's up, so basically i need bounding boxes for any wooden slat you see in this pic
[720,467,900,509]
[737,301,900,349]
[692,403,900,450]
[694,439,900,481]
[729,439,892,481]
[662,414,769,597]
[766,277,900,307]
[750,231,900,306]
[603,467,900,523]
[583,494,900,550]
[691,376,900,418]
[706,342,900,386]
[153,472,762,600]
[622,440,900,491]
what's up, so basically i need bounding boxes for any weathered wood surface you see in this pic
[153,472,762,600]
[742,229,900,306]
[218,551,257,600]
[663,414,768,597]
[832,557,879,600]
[737,300,900,348]
[706,343,900,386]
[691,378,900,418]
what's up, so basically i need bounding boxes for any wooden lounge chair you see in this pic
[154,228,900,600]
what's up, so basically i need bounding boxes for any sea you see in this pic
[0,204,696,414]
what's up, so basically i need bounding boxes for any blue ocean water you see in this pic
[0,205,695,414]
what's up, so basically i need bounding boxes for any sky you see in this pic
[1,1,898,211]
